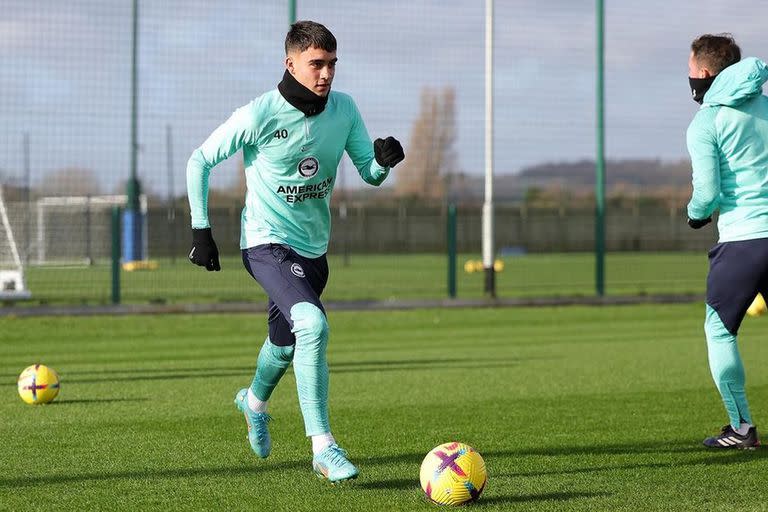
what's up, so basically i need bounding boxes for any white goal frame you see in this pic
[34,194,148,266]
[0,186,31,299]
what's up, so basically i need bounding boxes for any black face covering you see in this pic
[689,75,717,104]
[278,70,328,117]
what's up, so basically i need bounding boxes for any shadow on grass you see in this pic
[1,357,537,386]
[352,441,705,468]
[9,367,255,376]
[330,359,532,374]
[0,463,305,489]
[0,369,249,387]
[356,478,418,491]
[3,441,766,490]
[357,441,768,478]
[48,398,149,405]
[480,491,611,506]
[483,443,768,479]
[486,442,705,457]
[353,479,610,506]
[496,456,761,479]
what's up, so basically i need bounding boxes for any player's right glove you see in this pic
[373,136,405,168]
[687,216,712,229]
[188,227,221,271]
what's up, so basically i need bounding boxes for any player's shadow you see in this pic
[51,369,251,385]
[356,477,611,506]
[480,491,611,506]
[355,478,418,491]
[48,398,149,405]
[0,367,255,387]
[51,366,255,376]
[2,358,542,386]
[353,478,611,506]
[356,441,768,480]
[0,462,307,489]
[4,442,763,491]
[482,443,768,479]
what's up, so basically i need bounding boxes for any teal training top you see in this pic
[687,57,768,242]
[186,89,389,258]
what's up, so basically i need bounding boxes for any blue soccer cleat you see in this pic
[312,444,359,483]
[703,425,760,449]
[234,388,272,458]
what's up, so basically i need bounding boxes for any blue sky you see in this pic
[0,0,764,195]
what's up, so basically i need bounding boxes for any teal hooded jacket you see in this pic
[187,89,389,258]
[687,57,768,242]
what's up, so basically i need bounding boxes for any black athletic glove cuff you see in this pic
[374,136,405,168]
[687,216,712,229]
[192,227,215,244]
[189,227,221,271]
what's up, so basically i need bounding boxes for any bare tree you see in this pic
[396,87,457,200]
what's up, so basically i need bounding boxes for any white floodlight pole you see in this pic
[482,0,496,297]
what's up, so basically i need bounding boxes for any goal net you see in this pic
[34,194,148,266]
[0,186,31,299]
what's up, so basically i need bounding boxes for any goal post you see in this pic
[34,194,148,266]
[0,186,31,299]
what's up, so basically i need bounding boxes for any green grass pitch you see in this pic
[2,304,767,510]
[22,252,709,305]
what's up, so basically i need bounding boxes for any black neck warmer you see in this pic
[689,75,717,104]
[278,70,328,116]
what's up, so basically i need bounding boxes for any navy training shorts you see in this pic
[242,244,329,347]
[706,237,768,335]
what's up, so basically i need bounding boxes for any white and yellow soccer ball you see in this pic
[17,364,60,404]
[419,442,487,506]
[747,293,768,317]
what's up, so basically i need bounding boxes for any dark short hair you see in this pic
[285,21,336,54]
[691,33,741,74]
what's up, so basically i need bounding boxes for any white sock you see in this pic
[736,422,753,436]
[246,388,268,413]
[311,433,335,454]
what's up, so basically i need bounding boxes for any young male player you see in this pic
[186,21,405,480]
[686,33,767,449]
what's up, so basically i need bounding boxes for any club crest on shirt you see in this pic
[297,156,319,178]
[291,263,305,278]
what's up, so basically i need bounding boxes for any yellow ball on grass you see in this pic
[17,364,60,404]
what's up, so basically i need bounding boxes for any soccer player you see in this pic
[686,33,767,449]
[186,21,405,480]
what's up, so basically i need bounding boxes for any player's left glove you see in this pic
[687,216,712,229]
[374,136,405,168]
[188,227,221,271]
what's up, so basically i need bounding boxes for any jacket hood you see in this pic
[702,57,768,107]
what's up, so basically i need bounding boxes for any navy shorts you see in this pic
[242,244,329,347]
[707,238,768,335]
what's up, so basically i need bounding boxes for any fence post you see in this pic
[111,206,121,304]
[447,204,457,298]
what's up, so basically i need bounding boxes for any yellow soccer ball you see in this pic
[747,293,768,317]
[420,442,487,506]
[17,364,60,404]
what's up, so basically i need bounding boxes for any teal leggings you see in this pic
[705,305,752,428]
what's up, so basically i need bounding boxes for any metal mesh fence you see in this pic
[0,1,763,305]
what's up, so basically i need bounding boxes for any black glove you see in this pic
[188,228,221,271]
[374,136,405,167]
[687,216,712,229]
